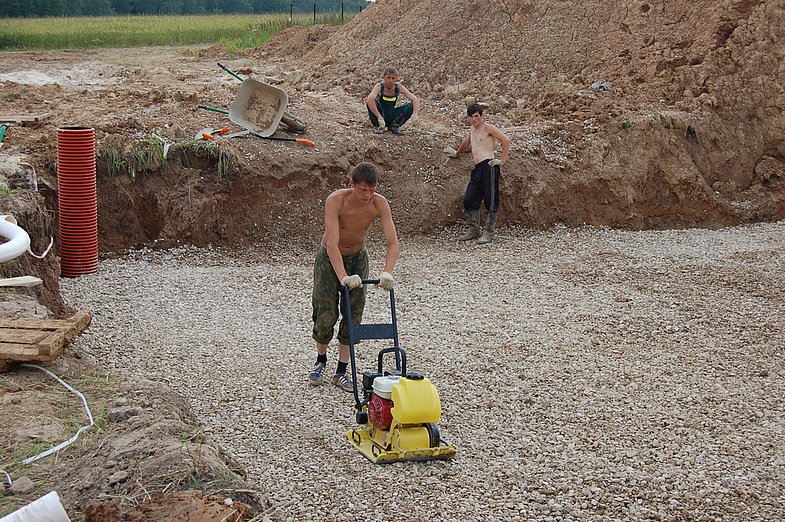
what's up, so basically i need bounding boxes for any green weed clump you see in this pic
[177,140,235,177]
[99,145,130,179]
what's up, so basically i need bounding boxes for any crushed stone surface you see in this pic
[60,222,785,520]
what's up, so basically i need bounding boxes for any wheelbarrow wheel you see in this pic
[281,111,307,134]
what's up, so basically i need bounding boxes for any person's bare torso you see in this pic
[470,123,497,164]
[322,188,382,255]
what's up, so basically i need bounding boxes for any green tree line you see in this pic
[1,0,370,18]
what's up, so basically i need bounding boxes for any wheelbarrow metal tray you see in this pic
[229,78,288,137]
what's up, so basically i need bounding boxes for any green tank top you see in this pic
[378,83,399,110]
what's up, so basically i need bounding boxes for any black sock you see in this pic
[336,361,348,375]
[317,354,327,365]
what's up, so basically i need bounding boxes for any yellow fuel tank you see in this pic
[391,376,441,424]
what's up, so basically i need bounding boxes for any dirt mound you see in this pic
[263,0,785,228]
[1,352,272,521]
[293,0,783,121]
[259,24,337,60]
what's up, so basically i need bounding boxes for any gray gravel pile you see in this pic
[60,222,785,521]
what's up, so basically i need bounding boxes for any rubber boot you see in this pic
[459,210,481,241]
[389,112,407,135]
[478,211,498,244]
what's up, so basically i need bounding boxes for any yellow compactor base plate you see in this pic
[348,429,456,464]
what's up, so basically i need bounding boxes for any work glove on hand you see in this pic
[410,114,420,125]
[341,275,363,289]
[377,272,394,291]
[489,159,504,167]
[444,146,458,158]
[374,126,384,134]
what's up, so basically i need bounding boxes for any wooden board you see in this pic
[0,310,92,370]
[0,276,43,287]
[0,113,53,127]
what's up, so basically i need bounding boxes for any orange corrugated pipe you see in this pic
[56,127,98,278]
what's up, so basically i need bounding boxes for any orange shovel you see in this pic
[201,128,230,140]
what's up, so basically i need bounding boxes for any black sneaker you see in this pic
[309,362,326,385]
[331,372,354,392]
[390,126,405,135]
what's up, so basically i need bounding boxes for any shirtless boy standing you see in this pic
[448,103,511,244]
[309,162,400,392]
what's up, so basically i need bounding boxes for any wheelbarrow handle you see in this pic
[217,62,244,82]
[198,105,229,114]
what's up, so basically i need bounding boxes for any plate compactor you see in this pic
[343,280,456,463]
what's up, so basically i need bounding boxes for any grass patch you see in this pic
[176,140,236,177]
[98,137,235,181]
[132,136,168,176]
[0,13,356,51]
[99,145,131,179]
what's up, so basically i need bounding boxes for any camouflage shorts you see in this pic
[312,245,369,345]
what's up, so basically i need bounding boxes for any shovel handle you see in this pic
[250,130,314,146]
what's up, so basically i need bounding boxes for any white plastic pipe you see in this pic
[0,491,71,522]
[0,215,30,262]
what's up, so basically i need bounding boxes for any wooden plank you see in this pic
[0,343,42,358]
[0,276,43,287]
[38,330,66,356]
[0,318,64,330]
[0,311,91,331]
[0,113,52,126]
[0,329,50,344]
[0,310,92,366]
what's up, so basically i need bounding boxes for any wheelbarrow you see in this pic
[218,62,307,135]
[196,105,314,146]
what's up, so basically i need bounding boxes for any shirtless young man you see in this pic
[448,103,511,244]
[309,162,400,392]
[366,66,420,135]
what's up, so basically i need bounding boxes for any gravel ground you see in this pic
[60,222,785,521]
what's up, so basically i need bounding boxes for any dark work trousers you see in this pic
[463,159,500,212]
[367,100,414,128]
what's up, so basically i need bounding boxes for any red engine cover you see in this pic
[368,393,394,429]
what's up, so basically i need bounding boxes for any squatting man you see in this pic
[309,162,400,392]
[366,66,420,135]
[447,103,511,244]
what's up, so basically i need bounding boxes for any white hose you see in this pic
[19,364,95,466]
[0,215,31,262]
